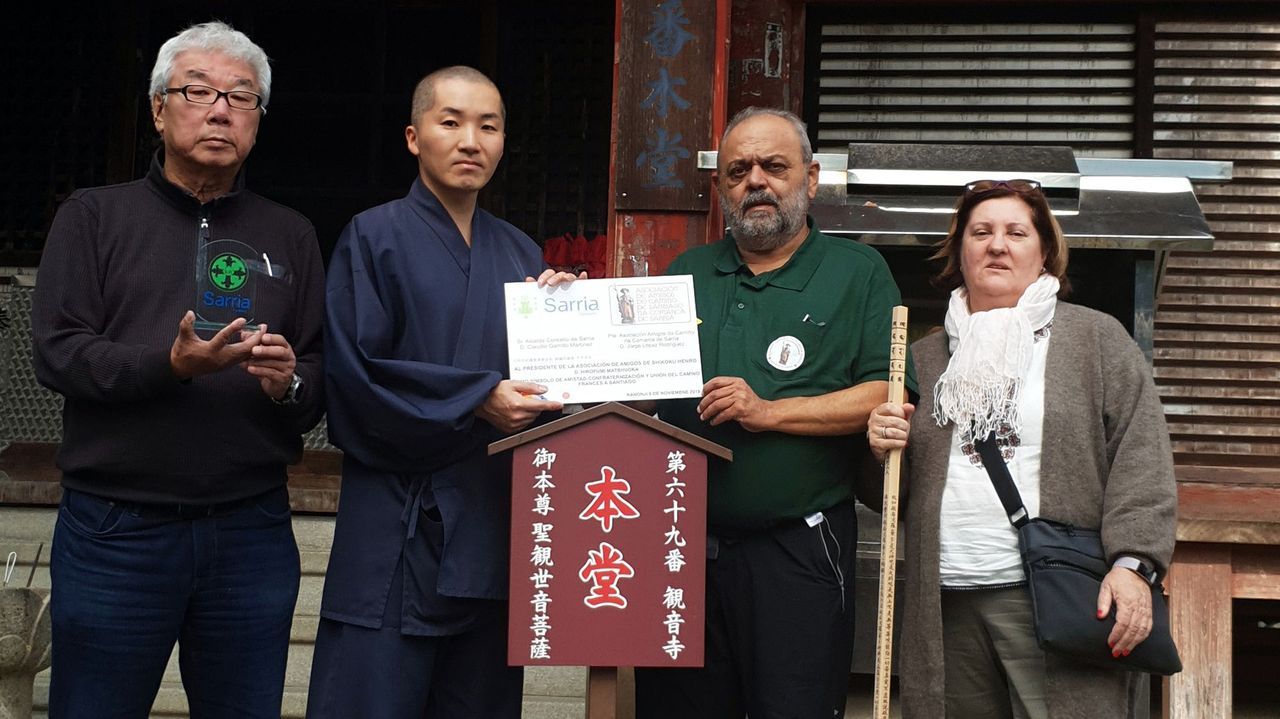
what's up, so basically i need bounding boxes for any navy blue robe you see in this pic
[320,179,545,636]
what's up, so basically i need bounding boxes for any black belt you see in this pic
[707,502,853,559]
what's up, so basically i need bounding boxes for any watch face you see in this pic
[1117,557,1156,583]
[1140,563,1157,582]
[275,374,302,405]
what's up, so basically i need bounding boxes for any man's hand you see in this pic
[242,324,297,400]
[698,376,772,431]
[1098,565,1154,657]
[476,380,564,435]
[170,311,261,380]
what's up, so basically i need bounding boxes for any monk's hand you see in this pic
[170,311,261,380]
[868,401,915,464]
[698,376,771,431]
[242,324,297,400]
[526,269,588,287]
[476,380,564,434]
[1098,565,1153,658]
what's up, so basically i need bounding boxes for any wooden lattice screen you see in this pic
[3,2,614,267]
[490,2,615,241]
[2,7,117,266]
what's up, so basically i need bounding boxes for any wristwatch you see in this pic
[273,372,303,406]
[1113,555,1158,585]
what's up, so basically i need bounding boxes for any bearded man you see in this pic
[634,107,916,719]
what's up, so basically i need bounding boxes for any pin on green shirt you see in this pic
[659,219,918,531]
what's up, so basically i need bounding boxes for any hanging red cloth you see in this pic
[586,233,608,278]
[543,234,570,270]
[569,233,591,270]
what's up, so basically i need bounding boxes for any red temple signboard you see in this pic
[490,402,731,668]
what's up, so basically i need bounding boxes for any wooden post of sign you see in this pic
[586,666,619,719]
[872,306,909,718]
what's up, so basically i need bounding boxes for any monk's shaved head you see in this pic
[410,66,505,125]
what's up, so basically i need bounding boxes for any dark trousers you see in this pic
[306,552,521,719]
[635,502,858,719]
[49,486,300,719]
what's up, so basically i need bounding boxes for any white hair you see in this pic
[149,21,272,109]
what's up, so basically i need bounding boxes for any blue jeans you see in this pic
[49,486,301,719]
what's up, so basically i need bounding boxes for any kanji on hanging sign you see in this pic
[579,465,641,532]
[525,448,558,660]
[616,0,714,210]
[579,541,636,609]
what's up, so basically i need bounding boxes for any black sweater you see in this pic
[32,155,325,504]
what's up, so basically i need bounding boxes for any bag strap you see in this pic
[974,433,1030,529]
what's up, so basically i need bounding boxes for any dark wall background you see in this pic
[2,1,614,266]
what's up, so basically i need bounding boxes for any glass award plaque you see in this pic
[195,238,261,332]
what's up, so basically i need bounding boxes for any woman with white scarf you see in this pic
[869,180,1177,719]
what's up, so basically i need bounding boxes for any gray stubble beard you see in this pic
[720,184,809,253]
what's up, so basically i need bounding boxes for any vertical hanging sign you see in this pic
[616,0,714,211]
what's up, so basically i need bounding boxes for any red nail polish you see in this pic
[1113,649,1121,658]
[1123,649,1131,657]
[1097,609,1106,619]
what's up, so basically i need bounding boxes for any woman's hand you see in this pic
[1097,566,1153,657]
[868,401,914,464]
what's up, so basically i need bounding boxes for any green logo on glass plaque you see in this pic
[195,239,260,332]
[209,252,248,291]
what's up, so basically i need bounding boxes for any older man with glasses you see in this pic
[31,21,324,718]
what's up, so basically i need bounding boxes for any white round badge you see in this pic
[766,335,805,372]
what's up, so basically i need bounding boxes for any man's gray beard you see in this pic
[720,186,809,253]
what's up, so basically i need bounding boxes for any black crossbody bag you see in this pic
[974,435,1182,676]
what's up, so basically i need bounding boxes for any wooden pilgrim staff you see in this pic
[872,305,909,719]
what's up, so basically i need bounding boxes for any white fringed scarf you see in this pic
[932,274,1060,442]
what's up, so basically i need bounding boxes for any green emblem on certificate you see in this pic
[209,252,248,291]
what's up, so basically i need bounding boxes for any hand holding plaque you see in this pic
[170,311,261,380]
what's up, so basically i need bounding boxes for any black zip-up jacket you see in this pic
[32,154,325,504]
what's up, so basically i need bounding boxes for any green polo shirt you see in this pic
[658,220,917,531]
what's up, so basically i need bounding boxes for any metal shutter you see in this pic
[1151,21,1280,474]
[812,21,1137,157]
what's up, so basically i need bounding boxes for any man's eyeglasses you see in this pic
[964,179,1042,195]
[164,84,264,111]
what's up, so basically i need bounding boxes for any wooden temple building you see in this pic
[2,1,1278,716]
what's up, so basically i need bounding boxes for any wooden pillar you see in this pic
[1164,543,1233,719]
[726,0,805,117]
[606,0,731,279]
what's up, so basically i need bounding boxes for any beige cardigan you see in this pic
[898,302,1178,719]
